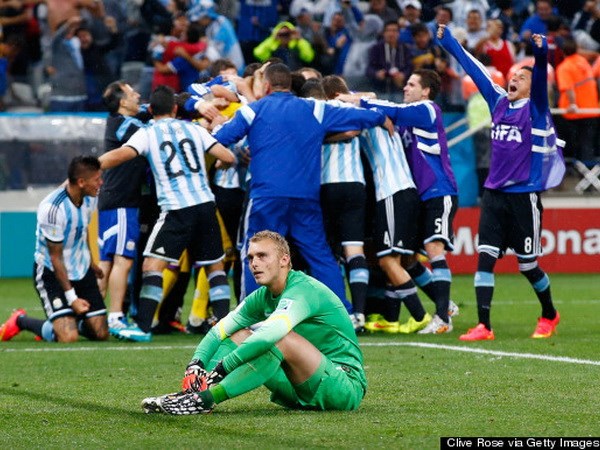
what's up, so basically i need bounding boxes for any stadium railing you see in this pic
[0,113,106,191]
[1,109,598,195]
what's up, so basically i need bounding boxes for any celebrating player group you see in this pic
[0,23,566,416]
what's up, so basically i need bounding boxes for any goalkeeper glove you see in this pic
[206,361,227,387]
[182,359,208,392]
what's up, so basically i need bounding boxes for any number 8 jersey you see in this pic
[125,118,218,211]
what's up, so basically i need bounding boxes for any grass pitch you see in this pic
[1,274,599,449]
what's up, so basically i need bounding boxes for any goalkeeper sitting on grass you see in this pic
[143,230,367,414]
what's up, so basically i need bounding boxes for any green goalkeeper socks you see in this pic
[206,385,227,404]
[218,347,284,400]
[206,338,239,371]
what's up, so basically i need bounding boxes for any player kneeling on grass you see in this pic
[0,156,109,343]
[142,230,367,415]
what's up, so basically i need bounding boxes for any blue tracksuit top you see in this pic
[214,91,385,201]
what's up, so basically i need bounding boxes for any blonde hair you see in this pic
[249,230,292,268]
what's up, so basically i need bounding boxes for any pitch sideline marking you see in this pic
[2,342,600,366]
[361,342,600,366]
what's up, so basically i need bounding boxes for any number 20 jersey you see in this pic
[125,118,217,211]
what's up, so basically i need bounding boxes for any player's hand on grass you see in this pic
[182,359,208,392]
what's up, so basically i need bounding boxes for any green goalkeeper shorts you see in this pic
[267,356,366,411]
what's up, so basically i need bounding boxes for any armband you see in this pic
[65,288,77,306]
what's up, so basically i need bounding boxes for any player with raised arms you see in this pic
[436,24,565,340]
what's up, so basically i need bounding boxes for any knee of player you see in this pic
[142,257,168,273]
[93,327,110,341]
[424,241,445,257]
[275,330,316,353]
[229,328,252,345]
[377,255,397,272]
[517,257,538,273]
[55,329,80,343]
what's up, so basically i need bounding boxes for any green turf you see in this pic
[1,274,599,449]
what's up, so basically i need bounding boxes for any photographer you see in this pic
[253,21,315,70]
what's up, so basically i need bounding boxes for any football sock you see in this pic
[161,266,179,299]
[366,288,390,319]
[189,267,210,325]
[431,255,451,322]
[159,270,190,324]
[395,280,426,321]
[475,251,497,330]
[200,386,220,406]
[518,258,556,320]
[108,312,124,323]
[206,338,238,371]
[17,314,45,337]
[383,286,401,322]
[475,291,492,330]
[137,271,163,332]
[406,261,437,304]
[219,347,284,401]
[208,270,231,320]
[346,254,369,315]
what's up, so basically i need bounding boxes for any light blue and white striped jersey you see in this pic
[125,118,217,211]
[213,137,249,190]
[361,98,458,200]
[35,186,97,281]
[321,137,365,185]
[187,75,238,97]
[214,166,242,189]
[359,128,416,201]
[321,99,365,185]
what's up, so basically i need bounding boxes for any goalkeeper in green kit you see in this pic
[142,230,367,414]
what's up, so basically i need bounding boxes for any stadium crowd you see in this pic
[0,0,599,161]
[0,0,597,347]
[0,2,598,137]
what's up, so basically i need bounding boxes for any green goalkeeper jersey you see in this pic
[194,270,366,391]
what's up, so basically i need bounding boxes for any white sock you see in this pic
[108,312,124,323]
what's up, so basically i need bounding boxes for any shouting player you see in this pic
[437,25,565,340]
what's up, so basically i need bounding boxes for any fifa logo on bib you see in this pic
[491,124,522,143]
